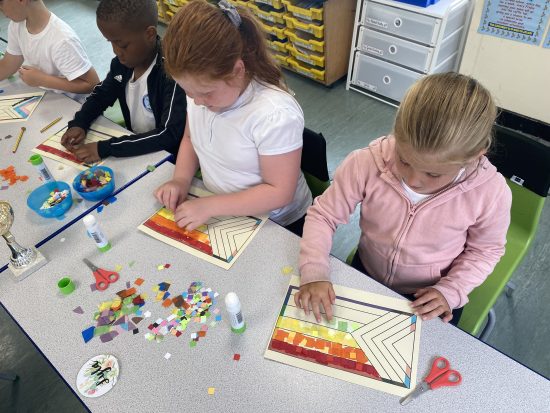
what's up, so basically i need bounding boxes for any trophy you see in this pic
[0,201,47,281]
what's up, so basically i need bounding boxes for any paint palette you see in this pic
[76,354,119,398]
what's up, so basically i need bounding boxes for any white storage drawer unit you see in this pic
[347,0,471,105]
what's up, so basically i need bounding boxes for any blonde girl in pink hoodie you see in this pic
[297,73,511,325]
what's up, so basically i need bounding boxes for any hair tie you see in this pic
[218,0,242,27]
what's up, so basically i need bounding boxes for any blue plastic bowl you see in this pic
[72,166,115,202]
[27,181,73,218]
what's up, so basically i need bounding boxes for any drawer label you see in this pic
[296,55,315,65]
[366,18,388,29]
[363,45,383,56]
[356,80,377,92]
[294,12,313,21]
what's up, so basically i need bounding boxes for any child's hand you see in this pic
[18,65,46,87]
[61,127,86,150]
[294,281,336,322]
[73,142,100,164]
[411,288,452,322]
[154,179,187,212]
[174,197,211,231]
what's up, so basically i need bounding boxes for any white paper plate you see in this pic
[76,354,119,398]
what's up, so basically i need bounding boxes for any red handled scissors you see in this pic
[83,258,119,291]
[400,357,462,405]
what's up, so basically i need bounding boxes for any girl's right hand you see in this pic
[294,281,336,322]
[154,179,187,212]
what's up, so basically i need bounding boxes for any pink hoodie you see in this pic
[299,136,512,309]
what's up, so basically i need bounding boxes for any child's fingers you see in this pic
[321,296,333,321]
[415,299,440,315]
[442,312,453,323]
[294,291,302,309]
[300,293,311,317]
[310,297,322,323]
[419,306,445,321]
[411,291,437,308]
[329,285,336,304]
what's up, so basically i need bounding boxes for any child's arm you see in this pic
[95,81,187,158]
[296,150,371,321]
[415,178,512,320]
[172,148,302,230]
[0,52,23,81]
[155,120,199,211]
[18,66,99,94]
[62,60,123,149]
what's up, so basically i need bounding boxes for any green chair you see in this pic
[301,127,330,198]
[458,125,550,339]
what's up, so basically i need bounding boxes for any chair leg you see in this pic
[0,371,17,381]
[479,308,496,341]
[505,281,517,298]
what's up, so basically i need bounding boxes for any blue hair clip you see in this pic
[218,0,242,27]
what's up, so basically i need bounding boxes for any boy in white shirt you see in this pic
[0,0,99,94]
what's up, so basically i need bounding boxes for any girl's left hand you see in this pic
[411,288,452,322]
[174,197,212,231]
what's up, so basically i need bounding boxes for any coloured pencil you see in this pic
[12,127,26,153]
[40,116,62,133]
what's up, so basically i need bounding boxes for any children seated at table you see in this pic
[0,0,99,96]
[61,0,186,163]
[296,73,511,325]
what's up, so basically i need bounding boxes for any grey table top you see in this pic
[0,162,548,413]
[0,77,170,262]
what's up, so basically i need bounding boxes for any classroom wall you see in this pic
[460,0,550,124]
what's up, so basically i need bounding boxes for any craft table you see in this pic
[0,77,171,272]
[0,161,548,411]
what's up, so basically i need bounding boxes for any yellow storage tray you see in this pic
[228,0,250,8]
[283,15,324,38]
[164,0,187,6]
[282,0,323,22]
[248,3,286,24]
[260,21,287,40]
[287,57,325,81]
[286,44,325,68]
[274,53,290,67]
[255,0,285,8]
[284,28,324,53]
[267,38,289,53]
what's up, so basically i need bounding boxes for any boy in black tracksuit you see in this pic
[61,0,186,163]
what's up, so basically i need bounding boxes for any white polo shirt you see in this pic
[187,80,312,226]
[7,13,92,92]
[125,59,156,134]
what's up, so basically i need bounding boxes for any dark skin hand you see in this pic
[72,142,100,164]
[61,126,86,151]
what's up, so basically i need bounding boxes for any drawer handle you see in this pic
[394,18,402,28]
[389,45,397,54]
[383,75,391,85]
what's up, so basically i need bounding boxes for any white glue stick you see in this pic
[82,215,111,252]
[29,154,54,184]
[225,292,246,334]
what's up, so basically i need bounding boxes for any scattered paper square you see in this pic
[208,387,215,395]
[164,353,171,360]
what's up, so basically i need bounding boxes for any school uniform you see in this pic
[187,79,312,227]
[68,39,186,158]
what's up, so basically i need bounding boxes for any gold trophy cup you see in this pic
[0,201,47,280]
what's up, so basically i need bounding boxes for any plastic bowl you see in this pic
[72,166,115,202]
[27,181,73,218]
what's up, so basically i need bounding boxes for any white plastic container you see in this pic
[82,215,111,252]
[225,292,246,334]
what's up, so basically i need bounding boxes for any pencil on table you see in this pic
[40,116,62,133]
[12,127,26,153]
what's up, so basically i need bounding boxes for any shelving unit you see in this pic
[346,0,472,105]
[157,0,357,86]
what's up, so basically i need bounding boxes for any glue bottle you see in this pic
[225,292,246,333]
[82,215,111,252]
[29,154,54,184]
